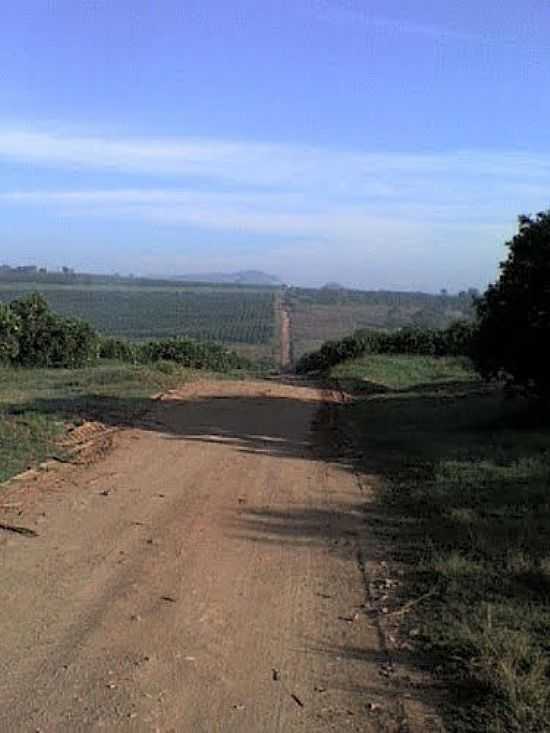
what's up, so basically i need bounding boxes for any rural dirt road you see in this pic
[0,379,438,732]
[278,299,291,369]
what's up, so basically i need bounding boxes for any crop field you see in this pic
[0,282,277,363]
[288,287,475,360]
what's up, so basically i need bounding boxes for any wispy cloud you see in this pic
[1,128,549,195]
[1,125,549,288]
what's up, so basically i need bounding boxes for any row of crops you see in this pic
[0,284,276,346]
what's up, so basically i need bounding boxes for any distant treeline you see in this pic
[288,286,479,306]
[0,294,251,372]
[295,321,476,374]
[0,269,278,291]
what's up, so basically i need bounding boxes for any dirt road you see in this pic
[0,379,425,732]
[279,300,291,369]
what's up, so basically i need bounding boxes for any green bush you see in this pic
[99,336,139,363]
[5,294,98,368]
[295,322,476,374]
[100,334,252,371]
[138,337,250,372]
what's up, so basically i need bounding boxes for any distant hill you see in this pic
[322,281,347,290]
[169,271,283,286]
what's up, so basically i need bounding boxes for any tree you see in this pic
[9,293,98,368]
[473,211,550,398]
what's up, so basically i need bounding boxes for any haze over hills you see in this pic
[168,270,283,286]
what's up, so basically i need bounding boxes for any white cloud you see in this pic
[1,125,549,289]
[1,128,549,195]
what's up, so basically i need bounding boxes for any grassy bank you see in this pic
[339,355,550,732]
[0,362,246,484]
[331,353,477,392]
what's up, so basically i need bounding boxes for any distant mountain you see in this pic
[322,281,347,290]
[169,270,283,286]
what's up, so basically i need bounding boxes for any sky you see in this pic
[1,0,549,291]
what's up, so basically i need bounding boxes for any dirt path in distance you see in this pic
[279,301,291,369]
[0,379,439,732]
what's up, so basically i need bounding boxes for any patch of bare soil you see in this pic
[0,379,442,732]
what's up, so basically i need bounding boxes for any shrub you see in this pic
[138,337,250,372]
[7,294,98,368]
[296,322,476,374]
[99,336,138,363]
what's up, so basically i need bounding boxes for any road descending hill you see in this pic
[0,379,439,732]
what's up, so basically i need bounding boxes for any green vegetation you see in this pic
[296,322,475,374]
[289,287,475,360]
[474,211,550,399]
[331,353,476,392]
[342,355,550,732]
[0,295,259,484]
[1,294,98,368]
[100,335,252,372]
[0,280,277,363]
[1,295,255,373]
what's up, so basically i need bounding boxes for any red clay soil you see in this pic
[0,379,442,732]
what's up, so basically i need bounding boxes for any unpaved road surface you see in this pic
[0,379,430,732]
[279,304,291,369]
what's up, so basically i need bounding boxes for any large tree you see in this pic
[473,210,550,398]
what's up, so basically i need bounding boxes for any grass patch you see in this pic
[0,361,248,485]
[331,353,477,392]
[344,360,550,731]
[0,413,65,483]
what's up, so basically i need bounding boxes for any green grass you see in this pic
[0,362,247,484]
[331,353,478,392]
[343,357,550,732]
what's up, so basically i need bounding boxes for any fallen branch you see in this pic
[0,522,38,537]
[385,588,437,618]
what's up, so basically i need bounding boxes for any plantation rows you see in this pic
[0,286,276,345]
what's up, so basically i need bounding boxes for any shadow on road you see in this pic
[6,376,547,731]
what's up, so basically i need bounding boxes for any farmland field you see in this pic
[0,277,476,368]
[0,281,278,364]
[287,287,475,360]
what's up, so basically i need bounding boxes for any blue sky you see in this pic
[1,0,549,290]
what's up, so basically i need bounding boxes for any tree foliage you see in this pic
[472,211,550,397]
[1,294,98,368]
[8,294,98,368]
[0,302,20,364]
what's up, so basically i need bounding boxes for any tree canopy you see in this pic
[473,210,550,397]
